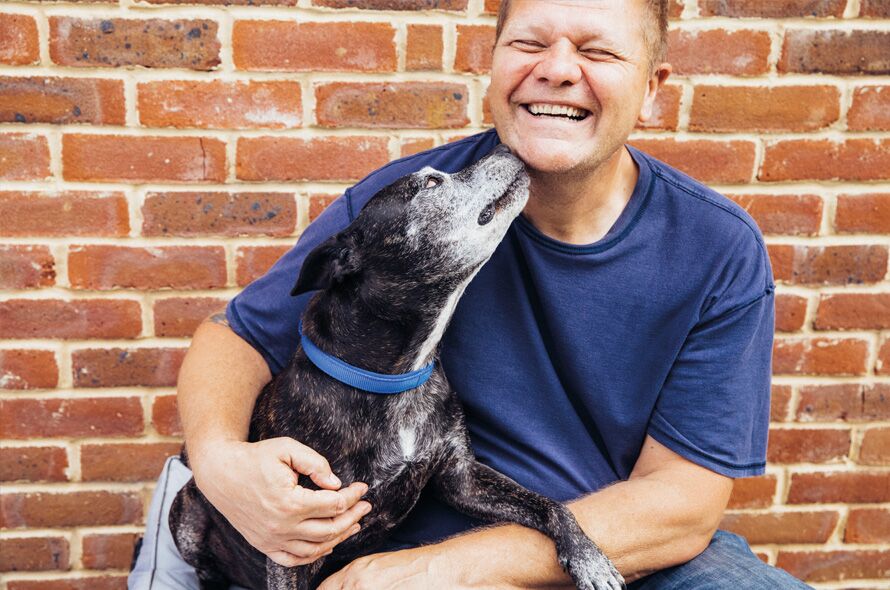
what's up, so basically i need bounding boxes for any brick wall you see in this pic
[0,0,888,587]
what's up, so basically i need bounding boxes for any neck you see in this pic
[522,146,638,245]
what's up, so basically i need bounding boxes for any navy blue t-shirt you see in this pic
[227,129,775,549]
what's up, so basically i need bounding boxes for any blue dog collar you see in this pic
[299,320,435,394]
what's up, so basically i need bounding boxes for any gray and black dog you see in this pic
[169,145,625,590]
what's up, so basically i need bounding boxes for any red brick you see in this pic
[0,350,58,390]
[309,194,339,222]
[72,347,186,388]
[879,339,890,375]
[636,85,681,131]
[787,471,890,504]
[63,134,226,183]
[859,427,890,466]
[400,138,436,158]
[760,139,890,182]
[315,82,468,129]
[771,384,793,422]
[0,191,129,237]
[699,0,845,17]
[82,533,139,570]
[861,0,890,17]
[144,0,294,4]
[0,491,142,528]
[845,508,890,543]
[776,549,890,583]
[797,384,890,422]
[233,21,396,72]
[81,442,182,482]
[0,447,68,483]
[455,25,495,74]
[237,136,389,182]
[767,244,887,285]
[727,194,822,236]
[0,77,124,125]
[0,133,50,180]
[720,510,839,545]
[407,24,443,71]
[690,85,839,133]
[780,29,890,75]
[0,14,38,65]
[154,297,227,338]
[767,428,850,464]
[0,246,55,289]
[667,29,771,76]
[138,80,301,129]
[7,577,127,590]
[235,245,290,286]
[68,245,226,291]
[0,397,143,439]
[772,337,869,376]
[152,394,181,436]
[836,193,890,233]
[0,299,142,340]
[313,0,467,8]
[815,293,890,330]
[0,537,69,571]
[848,86,890,131]
[728,475,777,509]
[774,294,807,332]
[483,0,500,13]
[50,18,220,70]
[142,192,296,237]
[629,139,755,184]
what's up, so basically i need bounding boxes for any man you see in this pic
[131,1,812,588]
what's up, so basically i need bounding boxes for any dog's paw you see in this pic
[558,538,625,590]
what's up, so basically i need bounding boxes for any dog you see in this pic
[169,144,625,590]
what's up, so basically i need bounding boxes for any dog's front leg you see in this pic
[431,445,625,590]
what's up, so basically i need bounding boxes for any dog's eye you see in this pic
[425,175,443,189]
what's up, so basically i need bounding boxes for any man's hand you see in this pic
[318,545,469,590]
[190,437,372,567]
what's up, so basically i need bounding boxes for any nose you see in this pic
[533,40,583,87]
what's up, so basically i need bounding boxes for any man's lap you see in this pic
[130,456,812,590]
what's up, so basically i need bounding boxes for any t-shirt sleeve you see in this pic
[647,225,775,479]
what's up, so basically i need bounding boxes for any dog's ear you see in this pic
[291,234,360,296]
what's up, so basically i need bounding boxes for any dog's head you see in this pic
[292,144,529,314]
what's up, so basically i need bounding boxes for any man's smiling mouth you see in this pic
[522,103,590,121]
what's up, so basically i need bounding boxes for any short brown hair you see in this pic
[494,0,669,71]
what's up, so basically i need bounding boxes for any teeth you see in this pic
[526,103,587,118]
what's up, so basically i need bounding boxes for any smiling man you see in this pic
[130,1,812,589]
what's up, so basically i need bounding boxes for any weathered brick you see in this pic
[760,139,890,182]
[836,193,890,233]
[728,475,777,509]
[455,25,495,74]
[81,443,182,482]
[667,29,771,76]
[0,491,142,528]
[235,245,290,286]
[0,14,38,65]
[138,80,301,129]
[780,29,890,75]
[775,294,807,332]
[861,0,890,16]
[82,533,139,570]
[0,299,142,340]
[50,17,220,70]
[690,86,839,133]
[309,194,340,222]
[878,339,890,375]
[68,245,226,290]
[797,384,890,422]
[787,471,890,504]
[848,86,890,131]
[63,134,226,183]
[7,577,127,590]
[142,192,296,237]
[312,0,467,8]
[637,85,681,131]
[698,0,845,17]
[152,394,181,436]
[0,397,143,439]
[845,508,890,543]
[315,82,468,129]
[72,347,186,388]
[767,428,850,464]
[629,139,755,184]
[154,297,227,338]
[776,550,890,583]
[0,246,55,289]
[0,447,68,483]
[859,427,890,466]
[772,337,869,376]
[0,350,58,390]
[727,194,822,236]
[0,133,50,180]
[0,77,125,125]
[407,24,443,71]
[0,537,69,571]
[236,136,389,182]
[233,21,396,72]
[0,191,129,237]
[720,511,839,545]
[767,244,887,285]
[815,293,890,330]
[400,138,436,158]
[772,384,793,422]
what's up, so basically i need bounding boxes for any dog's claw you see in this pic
[559,537,624,590]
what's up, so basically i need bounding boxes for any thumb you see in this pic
[274,437,341,490]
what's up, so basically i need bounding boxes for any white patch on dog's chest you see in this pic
[398,426,417,460]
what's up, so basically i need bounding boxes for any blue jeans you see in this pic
[130,457,813,589]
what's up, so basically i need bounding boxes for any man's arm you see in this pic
[176,311,371,567]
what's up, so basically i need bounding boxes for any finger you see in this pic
[294,481,369,518]
[273,437,342,490]
[280,523,361,561]
[317,561,353,590]
[291,500,372,542]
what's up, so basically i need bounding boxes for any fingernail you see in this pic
[361,502,372,514]
[327,474,341,487]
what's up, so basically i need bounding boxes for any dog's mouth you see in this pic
[477,174,525,226]
[522,103,590,121]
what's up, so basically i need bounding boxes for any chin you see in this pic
[513,140,596,175]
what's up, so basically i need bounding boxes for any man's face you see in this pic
[488,0,664,177]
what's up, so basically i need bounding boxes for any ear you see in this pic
[638,62,672,124]
[290,234,360,296]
